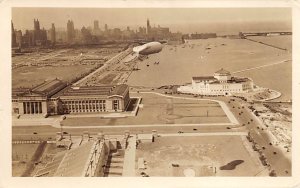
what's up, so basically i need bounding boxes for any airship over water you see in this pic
[133,41,163,56]
[123,41,163,64]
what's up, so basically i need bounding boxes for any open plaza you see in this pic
[135,135,265,177]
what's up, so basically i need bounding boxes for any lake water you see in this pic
[127,37,292,101]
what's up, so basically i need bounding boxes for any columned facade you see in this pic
[61,99,107,113]
[22,101,43,114]
[12,79,130,116]
[19,101,44,114]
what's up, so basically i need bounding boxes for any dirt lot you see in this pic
[62,93,229,126]
[12,143,67,177]
[135,135,265,177]
[12,46,123,88]
[12,65,97,88]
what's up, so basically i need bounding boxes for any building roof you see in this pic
[60,84,129,98]
[32,79,63,92]
[192,76,215,81]
[12,88,31,98]
[12,79,67,98]
[228,77,251,83]
[53,141,95,177]
[214,68,230,75]
[210,77,251,84]
[109,84,129,97]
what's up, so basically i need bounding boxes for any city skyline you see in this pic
[12,8,292,34]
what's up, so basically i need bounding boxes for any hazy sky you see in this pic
[12,8,292,34]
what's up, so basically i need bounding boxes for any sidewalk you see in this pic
[122,135,136,176]
[59,122,235,129]
[159,132,248,137]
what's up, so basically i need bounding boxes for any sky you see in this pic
[12,8,292,34]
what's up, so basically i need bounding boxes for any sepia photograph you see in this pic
[1,0,300,187]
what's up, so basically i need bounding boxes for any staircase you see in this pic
[103,149,125,177]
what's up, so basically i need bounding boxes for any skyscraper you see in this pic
[67,20,75,44]
[94,20,99,31]
[146,18,151,35]
[93,20,101,36]
[33,19,47,46]
[15,30,23,47]
[11,21,17,47]
[34,19,40,31]
[50,23,56,45]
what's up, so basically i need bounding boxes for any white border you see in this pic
[1,1,299,188]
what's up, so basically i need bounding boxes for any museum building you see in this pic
[177,68,254,95]
[12,79,130,116]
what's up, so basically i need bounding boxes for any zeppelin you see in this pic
[132,41,163,55]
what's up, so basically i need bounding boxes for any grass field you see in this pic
[12,144,39,162]
[12,144,39,176]
[135,135,265,176]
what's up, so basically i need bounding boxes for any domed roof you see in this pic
[214,68,230,75]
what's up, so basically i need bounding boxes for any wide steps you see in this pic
[105,164,123,168]
[103,149,125,177]
[108,158,124,163]
[104,173,122,177]
[104,168,123,174]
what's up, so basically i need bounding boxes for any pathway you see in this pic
[122,135,136,176]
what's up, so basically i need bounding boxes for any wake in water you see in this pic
[232,59,291,74]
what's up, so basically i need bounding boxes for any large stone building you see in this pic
[67,20,75,44]
[50,23,56,45]
[33,19,48,46]
[11,19,48,47]
[146,19,170,40]
[12,79,130,117]
[11,21,17,47]
[59,84,130,114]
[177,68,254,96]
[12,79,67,116]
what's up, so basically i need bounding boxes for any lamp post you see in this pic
[60,123,63,139]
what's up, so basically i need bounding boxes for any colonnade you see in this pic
[63,100,107,113]
[23,102,42,114]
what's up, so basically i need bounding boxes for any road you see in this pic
[12,124,236,140]
[74,47,133,86]
[226,97,291,176]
